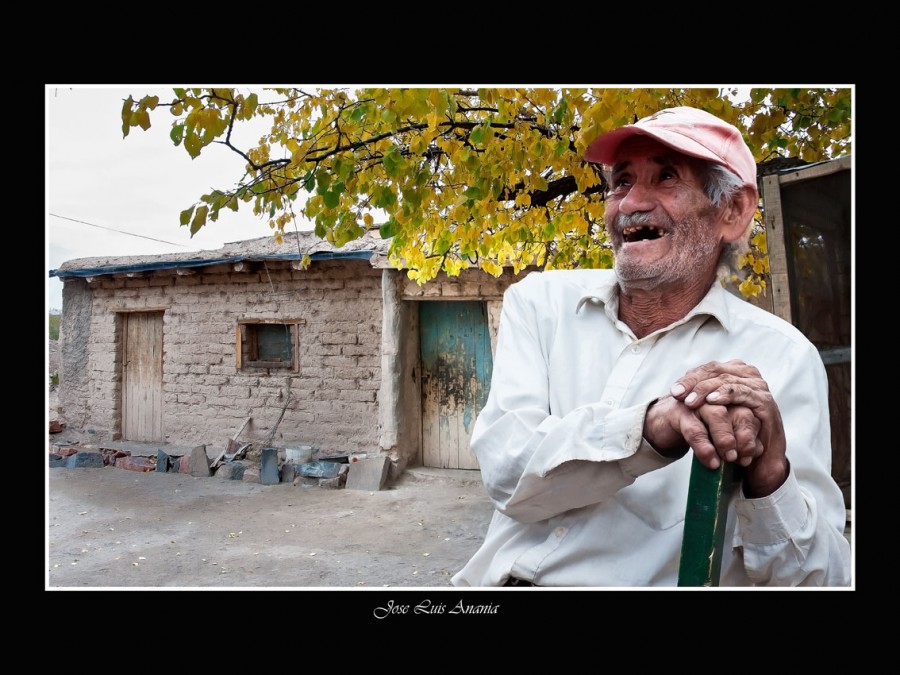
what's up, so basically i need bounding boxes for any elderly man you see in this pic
[452,106,851,587]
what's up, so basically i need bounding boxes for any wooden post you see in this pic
[761,174,793,324]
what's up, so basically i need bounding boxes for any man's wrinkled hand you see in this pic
[667,359,789,498]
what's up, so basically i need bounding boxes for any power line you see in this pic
[49,213,191,247]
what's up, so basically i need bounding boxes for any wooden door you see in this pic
[419,302,493,469]
[122,311,164,441]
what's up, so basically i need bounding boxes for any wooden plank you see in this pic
[122,312,164,442]
[776,156,851,186]
[761,174,793,324]
[422,393,439,467]
[122,314,133,439]
[437,304,457,469]
[149,313,163,441]
[446,304,466,469]
[677,457,735,587]
[420,303,441,468]
[463,303,492,469]
[235,324,242,369]
[820,346,851,365]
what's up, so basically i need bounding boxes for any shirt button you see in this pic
[631,344,641,354]
[605,399,615,406]
[554,527,566,538]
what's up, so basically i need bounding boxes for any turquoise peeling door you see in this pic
[419,302,493,469]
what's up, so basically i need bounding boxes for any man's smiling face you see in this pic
[604,135,724,290]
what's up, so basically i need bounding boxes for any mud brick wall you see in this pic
[399,266,528,301]
[58,259,383,455]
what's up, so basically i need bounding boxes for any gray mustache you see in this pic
[612,212,667,229]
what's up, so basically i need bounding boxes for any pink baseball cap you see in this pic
[584,106,757,189]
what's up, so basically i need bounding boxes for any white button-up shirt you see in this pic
[452,269,851,587]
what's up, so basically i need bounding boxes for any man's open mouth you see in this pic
[622,225,665,243]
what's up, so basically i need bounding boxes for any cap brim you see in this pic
[584,126,726,169]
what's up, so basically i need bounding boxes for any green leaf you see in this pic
[179,206,195,226]
[434,235,451,255]
[401,186,422,209]
[322,182,345,209]
[243,93,258,118]
[184,133,202,159]
[173,88,186,98]
[334,157,354,183]
[351,105,367,123]
[379,219,398,239]
[374,186,396,209]
[170,123,184,146]
[381,107,397,124]
[190,205,208,235]
[463,186,482,200]
[554,137,569,157]
[383,150,399,177]
[315,171,332,191]
[334,220,365,248]
[551,98,568,124]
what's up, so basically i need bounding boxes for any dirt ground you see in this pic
[46,391,495,590]
[46,461,494,589]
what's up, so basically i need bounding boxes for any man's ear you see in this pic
[720,186,759,243]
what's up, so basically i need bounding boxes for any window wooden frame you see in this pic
[236,319,305,371]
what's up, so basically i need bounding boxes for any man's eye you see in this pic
[660,169,677,181]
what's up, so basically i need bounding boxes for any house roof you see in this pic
[49,230,391,279]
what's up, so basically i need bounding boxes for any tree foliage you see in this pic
[121,86,851,295]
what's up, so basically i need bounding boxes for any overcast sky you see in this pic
[46,85,299,312]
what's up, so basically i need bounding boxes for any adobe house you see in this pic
[49,230,526,477]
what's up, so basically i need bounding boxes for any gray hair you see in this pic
[704,163,752,275]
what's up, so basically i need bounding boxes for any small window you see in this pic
[236,319,305,370]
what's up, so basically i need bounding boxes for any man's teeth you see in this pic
[622,225,663,240]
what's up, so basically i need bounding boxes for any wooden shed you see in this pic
[758,155,852,508]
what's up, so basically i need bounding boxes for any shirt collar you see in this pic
[575,276,734,333]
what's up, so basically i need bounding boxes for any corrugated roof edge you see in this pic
[49,230,389,279]
[49,250,376,279]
